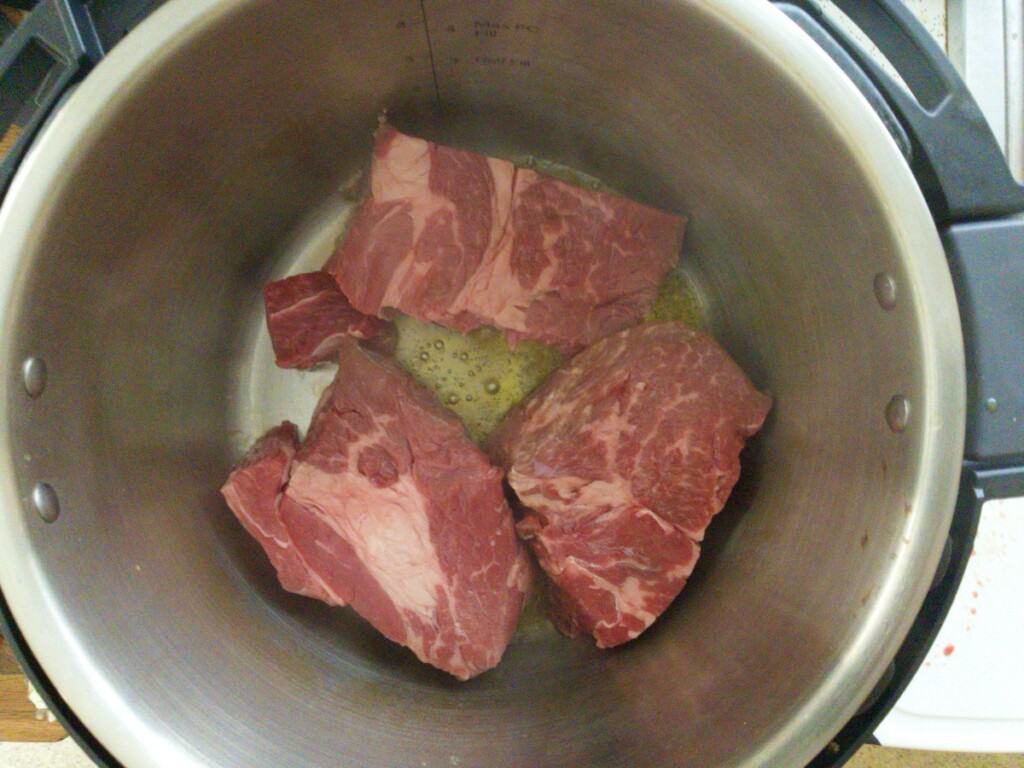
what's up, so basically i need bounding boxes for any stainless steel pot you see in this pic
[0,0,1001,765]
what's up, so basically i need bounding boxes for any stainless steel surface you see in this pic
[0,1,966,767]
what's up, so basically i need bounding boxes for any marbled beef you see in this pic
[278,341,529,680]
[488,322,771,647]
[220,422,341,605]
[263,271,385,369]
[328,128,684,352]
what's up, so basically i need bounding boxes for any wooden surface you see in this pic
[0,636,66,743]
[850,746,1024,767]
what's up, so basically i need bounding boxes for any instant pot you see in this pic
[0,1,1021,766]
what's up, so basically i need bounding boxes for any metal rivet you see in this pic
[873,272,897,310]
[985,397,998,413]
[22,357,47,398]
[885,395,910,432]
[31,482,60,523]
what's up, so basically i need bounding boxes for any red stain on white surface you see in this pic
[943,644,955,657]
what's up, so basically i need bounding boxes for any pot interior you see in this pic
[1,1,958,766]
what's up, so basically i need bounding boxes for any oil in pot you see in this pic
[646,268,704,327]
[393,315,562,443]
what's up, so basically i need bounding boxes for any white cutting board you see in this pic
[876,497,1024,752]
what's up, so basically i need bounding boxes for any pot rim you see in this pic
[0,1,966,766]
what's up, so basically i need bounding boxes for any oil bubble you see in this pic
[393,311,561,443]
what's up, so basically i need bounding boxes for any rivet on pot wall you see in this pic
[985,397,998,413]
[873,272,897,310]
[22,356,47,398]
[885,395,910,432]
[31,482,60,523]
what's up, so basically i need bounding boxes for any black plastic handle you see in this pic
[775,3,913,160]
[777,0,1024,225]
[0,0,101,196]
[775,2,1024,488]
[808,2,1024,485]
[946,219,1024,478]
[779,5,1024,764]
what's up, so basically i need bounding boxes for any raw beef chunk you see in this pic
[488,322,771,647]
[220,422,341,604]
[328,128,685,352]
[264,271,385,369]
[451,168,684,351]
[279,341,529,679]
